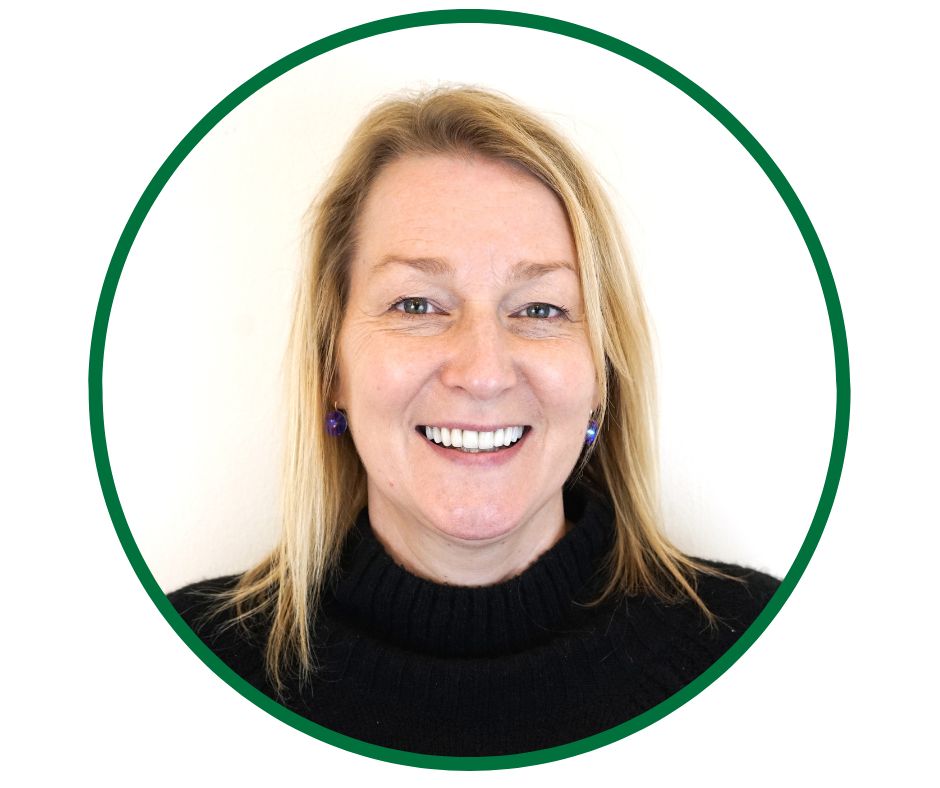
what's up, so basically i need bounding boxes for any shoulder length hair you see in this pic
[213,85,723,692]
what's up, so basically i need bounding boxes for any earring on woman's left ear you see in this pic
[585,415,599,446]
[326,404,348,437]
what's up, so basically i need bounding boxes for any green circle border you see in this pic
[88,9,850,771]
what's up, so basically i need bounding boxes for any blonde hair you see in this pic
[211,85,726,693]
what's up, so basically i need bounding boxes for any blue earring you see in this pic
[326,405,348,437]
[585,417,599,446]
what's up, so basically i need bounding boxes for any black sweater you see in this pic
[169,483,780,756]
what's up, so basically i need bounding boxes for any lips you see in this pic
[416,426,531,468]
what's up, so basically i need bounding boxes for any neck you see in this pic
[331,482,615,658]
[366,492,569,586]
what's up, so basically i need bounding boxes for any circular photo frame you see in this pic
[89,9,849,769]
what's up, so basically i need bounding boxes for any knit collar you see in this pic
[328,482,615,658]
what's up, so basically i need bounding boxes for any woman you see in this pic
[170,85,780,756]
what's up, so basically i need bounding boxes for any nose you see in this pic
[438,306,518,400]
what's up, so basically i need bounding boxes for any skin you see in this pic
[335,153,599,586]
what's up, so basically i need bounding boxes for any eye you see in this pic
[516,303,570,320]
[391,297,442,316]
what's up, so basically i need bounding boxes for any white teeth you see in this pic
[421,425,526,452]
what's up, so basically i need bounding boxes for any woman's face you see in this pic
[336,153,598,545]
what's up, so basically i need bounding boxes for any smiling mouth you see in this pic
[416,425,529,453]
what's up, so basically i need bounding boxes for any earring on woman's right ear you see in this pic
[326,403,348,437]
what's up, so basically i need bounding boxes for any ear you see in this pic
[591,380,601,417]
[328,373,345,412]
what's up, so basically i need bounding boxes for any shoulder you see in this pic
[688,559,781,631]
[623,559,780,651]
[167,575,241,633]
[616,559,782,672]
[166,575,269,685]
[594,561,782,708]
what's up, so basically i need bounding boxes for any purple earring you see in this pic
[326,406,348,437]
[585,417,599,446]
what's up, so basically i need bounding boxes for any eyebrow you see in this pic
[373,255,576,283]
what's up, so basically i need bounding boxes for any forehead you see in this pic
[353,154,578,281]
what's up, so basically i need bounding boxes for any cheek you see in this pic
[529,344,597,412]
[343,333,434,413]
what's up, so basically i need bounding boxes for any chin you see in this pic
[426,499,526,543]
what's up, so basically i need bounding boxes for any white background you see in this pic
[3,0,937,784]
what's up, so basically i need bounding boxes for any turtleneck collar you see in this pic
[327,482,615,658]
